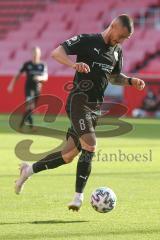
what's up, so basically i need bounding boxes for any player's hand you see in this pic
[7,83,14,93]
[72,62,90,73]
[33,75,48,83]
[132,78,145,91]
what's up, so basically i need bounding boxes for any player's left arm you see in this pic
[110,48,145,91]
[110,73,145,91]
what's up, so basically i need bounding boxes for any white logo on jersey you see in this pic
[114,51,119,61]
[94,48,100,55]
[92,61,114,73]
[66,36,80,46]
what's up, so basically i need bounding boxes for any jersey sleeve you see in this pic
[61,34,89,55]
[112,49,123,74]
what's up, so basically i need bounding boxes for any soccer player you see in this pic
[15,15,145,211]
[8,47,48,130]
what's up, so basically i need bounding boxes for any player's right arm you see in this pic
[8,62,26,93]
[7,72,22,93]
[51,35,90,73]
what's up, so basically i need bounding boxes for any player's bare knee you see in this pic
[80,140,97,152]
[82,144,96,152]
[62,151,78,163]
[62,155,74,163]
[80,134,97,152]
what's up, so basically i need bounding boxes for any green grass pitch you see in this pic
[0,114,160,240]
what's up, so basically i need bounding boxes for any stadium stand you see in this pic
[0,0,160,75]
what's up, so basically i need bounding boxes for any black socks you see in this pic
[32,148,94,194]
[76,149,95,193]
[32,151,66,173]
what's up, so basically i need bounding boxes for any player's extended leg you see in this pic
[15,136,80,194]
[19,86,36,130]
[19,85,40,130]
[68,132,96,211]
[19,97,33,129]
[27,84,41,129]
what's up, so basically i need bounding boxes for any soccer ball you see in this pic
[90,187,117,213]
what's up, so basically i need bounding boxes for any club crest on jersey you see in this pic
[66,36,80,46]
[114,51,118,61]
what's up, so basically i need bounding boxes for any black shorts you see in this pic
[66,93,98,151]
[25,83,40,104]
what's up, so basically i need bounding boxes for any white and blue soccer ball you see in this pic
[91,187,117,213]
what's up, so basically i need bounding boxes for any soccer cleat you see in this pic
[30,126,37,132]
[15,162,32,194]
[68,194,84,211]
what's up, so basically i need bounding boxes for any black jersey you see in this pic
[20,61,47,87]
[61,34,123,106]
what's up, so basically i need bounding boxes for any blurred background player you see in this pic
[132,88,160,118]
[8,47,48,130]
[14,15,145,211]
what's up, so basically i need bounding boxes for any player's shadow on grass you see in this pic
[2,228,160,239]
[0,219,89,225]
[1,171,160,178]
[32,220,89,224]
